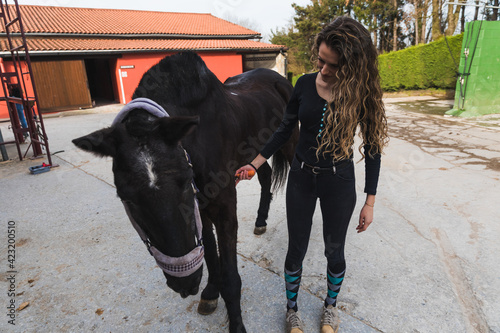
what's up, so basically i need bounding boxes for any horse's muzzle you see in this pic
[164,266,203,298]
[179,286,199,299]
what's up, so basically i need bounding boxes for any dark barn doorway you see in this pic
[84,58,116,106]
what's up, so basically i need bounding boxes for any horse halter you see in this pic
[117,98,204,278]
[122,191,204,278]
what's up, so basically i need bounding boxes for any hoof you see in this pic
[198,298,218,315]
[253,226,266,235]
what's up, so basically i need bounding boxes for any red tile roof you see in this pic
[2,5,260,37]
[0,5,285,54]
[1,37,283,53]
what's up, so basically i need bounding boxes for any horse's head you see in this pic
[73,110,202,298]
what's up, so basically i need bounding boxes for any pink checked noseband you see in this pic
[117,98,204,278]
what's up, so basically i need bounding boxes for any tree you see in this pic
[271,25,308,74]
[393,0,398,51]
[484,0,500,20]
[444,2,461,35]
[474,0,480,20]
[431,0,443,40]
[350,0,406,52]
[407,0,432,45]
[418,0,432,44]
[430,0,470,41]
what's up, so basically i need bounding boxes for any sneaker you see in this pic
[321,305,340,333]
[285,308,304,333]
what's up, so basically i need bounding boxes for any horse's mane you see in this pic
[132,52,222,107]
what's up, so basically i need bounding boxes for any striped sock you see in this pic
[325,265,345,307]
[284,266,302,312]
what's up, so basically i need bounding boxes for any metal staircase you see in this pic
[0,0,52,165]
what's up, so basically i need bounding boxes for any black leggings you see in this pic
[284,156,357,272]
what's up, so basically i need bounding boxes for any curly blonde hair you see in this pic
[312,16,388,161]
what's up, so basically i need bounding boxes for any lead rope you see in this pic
[184,148,203,245]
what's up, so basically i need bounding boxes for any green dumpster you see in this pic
[447,20,500,117]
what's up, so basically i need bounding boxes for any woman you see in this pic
[236,16,388,333]
[10,87,29,136]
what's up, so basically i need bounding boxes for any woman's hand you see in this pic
[356,195,375,233]
[234,155,267,186]
[356,204,373,233]
[235,164,257,185]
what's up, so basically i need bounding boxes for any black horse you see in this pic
[72,52,297,332]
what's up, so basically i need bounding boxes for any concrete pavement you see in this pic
[0,97,499,332]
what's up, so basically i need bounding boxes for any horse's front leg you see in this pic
[216,198,246,333]
[198,216,221,315]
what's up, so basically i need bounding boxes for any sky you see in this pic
[16,0,313,41]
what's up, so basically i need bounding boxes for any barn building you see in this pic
[0,5,287,118]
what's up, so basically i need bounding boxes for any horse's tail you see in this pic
[271,149,289,192]
[270,80,295,192]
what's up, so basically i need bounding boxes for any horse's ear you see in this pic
[157,116,199,144]
[72,127,118,157]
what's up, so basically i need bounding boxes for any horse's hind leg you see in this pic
[254,161,273,235]
[198,218,220,315]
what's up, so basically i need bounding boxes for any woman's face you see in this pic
[317,42,340,84]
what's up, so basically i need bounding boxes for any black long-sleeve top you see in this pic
[260,72,381,195]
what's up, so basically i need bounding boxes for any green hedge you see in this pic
[291,74,301,86]
[378,34,463,91]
